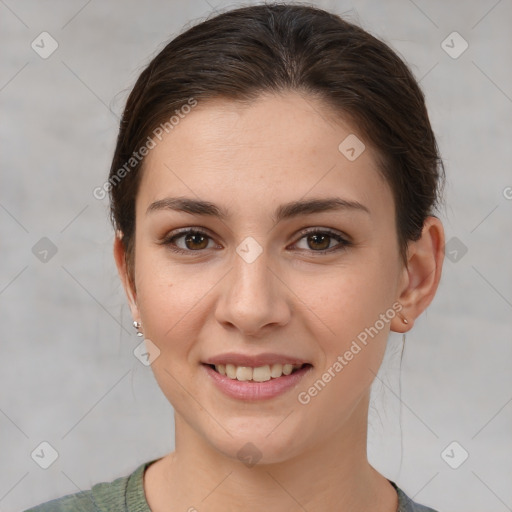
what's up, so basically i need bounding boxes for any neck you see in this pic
[145,393,398,512]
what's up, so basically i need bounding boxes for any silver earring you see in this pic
[133,320,143,337]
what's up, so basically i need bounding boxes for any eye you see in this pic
[161,228,218,254]
[160,227,351,255]
[292,228,351,254]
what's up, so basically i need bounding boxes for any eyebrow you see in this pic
[146,196,370,224]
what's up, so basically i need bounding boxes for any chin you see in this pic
[203,423,308,467]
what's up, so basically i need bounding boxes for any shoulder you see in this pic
[23,459,158,512]
[23,488,103,512]
[389,480,441,512]
[23,477,128,512]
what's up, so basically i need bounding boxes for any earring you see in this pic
[398,313,409,325]
[133,320,144,337]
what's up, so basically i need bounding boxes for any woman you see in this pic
[26,3,445,511]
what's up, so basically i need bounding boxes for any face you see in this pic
[119,92,408,464]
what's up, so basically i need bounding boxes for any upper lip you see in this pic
[203,352,311,367]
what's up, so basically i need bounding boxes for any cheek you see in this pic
[295,274,394,430]
[134,263,203,407]
[134,248,185,345]
[317,261,394,338]
[133,247,218,360]
[308,259,397,395]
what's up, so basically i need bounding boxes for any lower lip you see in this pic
[202,364,312,401]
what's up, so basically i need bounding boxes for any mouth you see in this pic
[201,361,313,401]
[203,362,313,382]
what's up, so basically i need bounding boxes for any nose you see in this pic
[214,247,291,337]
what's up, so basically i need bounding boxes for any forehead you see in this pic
[138,92,393,223]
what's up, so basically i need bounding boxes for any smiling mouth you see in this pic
[205,363,312,382]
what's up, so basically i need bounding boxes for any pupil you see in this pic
[186,233,207,250]
[310,234,329,250]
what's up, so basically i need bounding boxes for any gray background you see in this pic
[1,1,511,511]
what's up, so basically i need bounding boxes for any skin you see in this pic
[114,91,445,512]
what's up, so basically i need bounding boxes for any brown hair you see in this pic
[108,3,445,283]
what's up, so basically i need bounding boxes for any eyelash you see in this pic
[160,227,352,256]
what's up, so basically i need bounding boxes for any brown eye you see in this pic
[306,233,331,251]
[183,232,209,250]
[162,229,216,254]
[293,229,351,254]
[162,227,350,256]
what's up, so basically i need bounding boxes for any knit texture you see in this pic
[24,459,440,512]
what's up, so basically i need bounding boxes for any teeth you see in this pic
[214,363,303,381]
[236,366,252,381]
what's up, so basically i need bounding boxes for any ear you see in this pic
[113,232,140,323]
[391,216,445,333]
